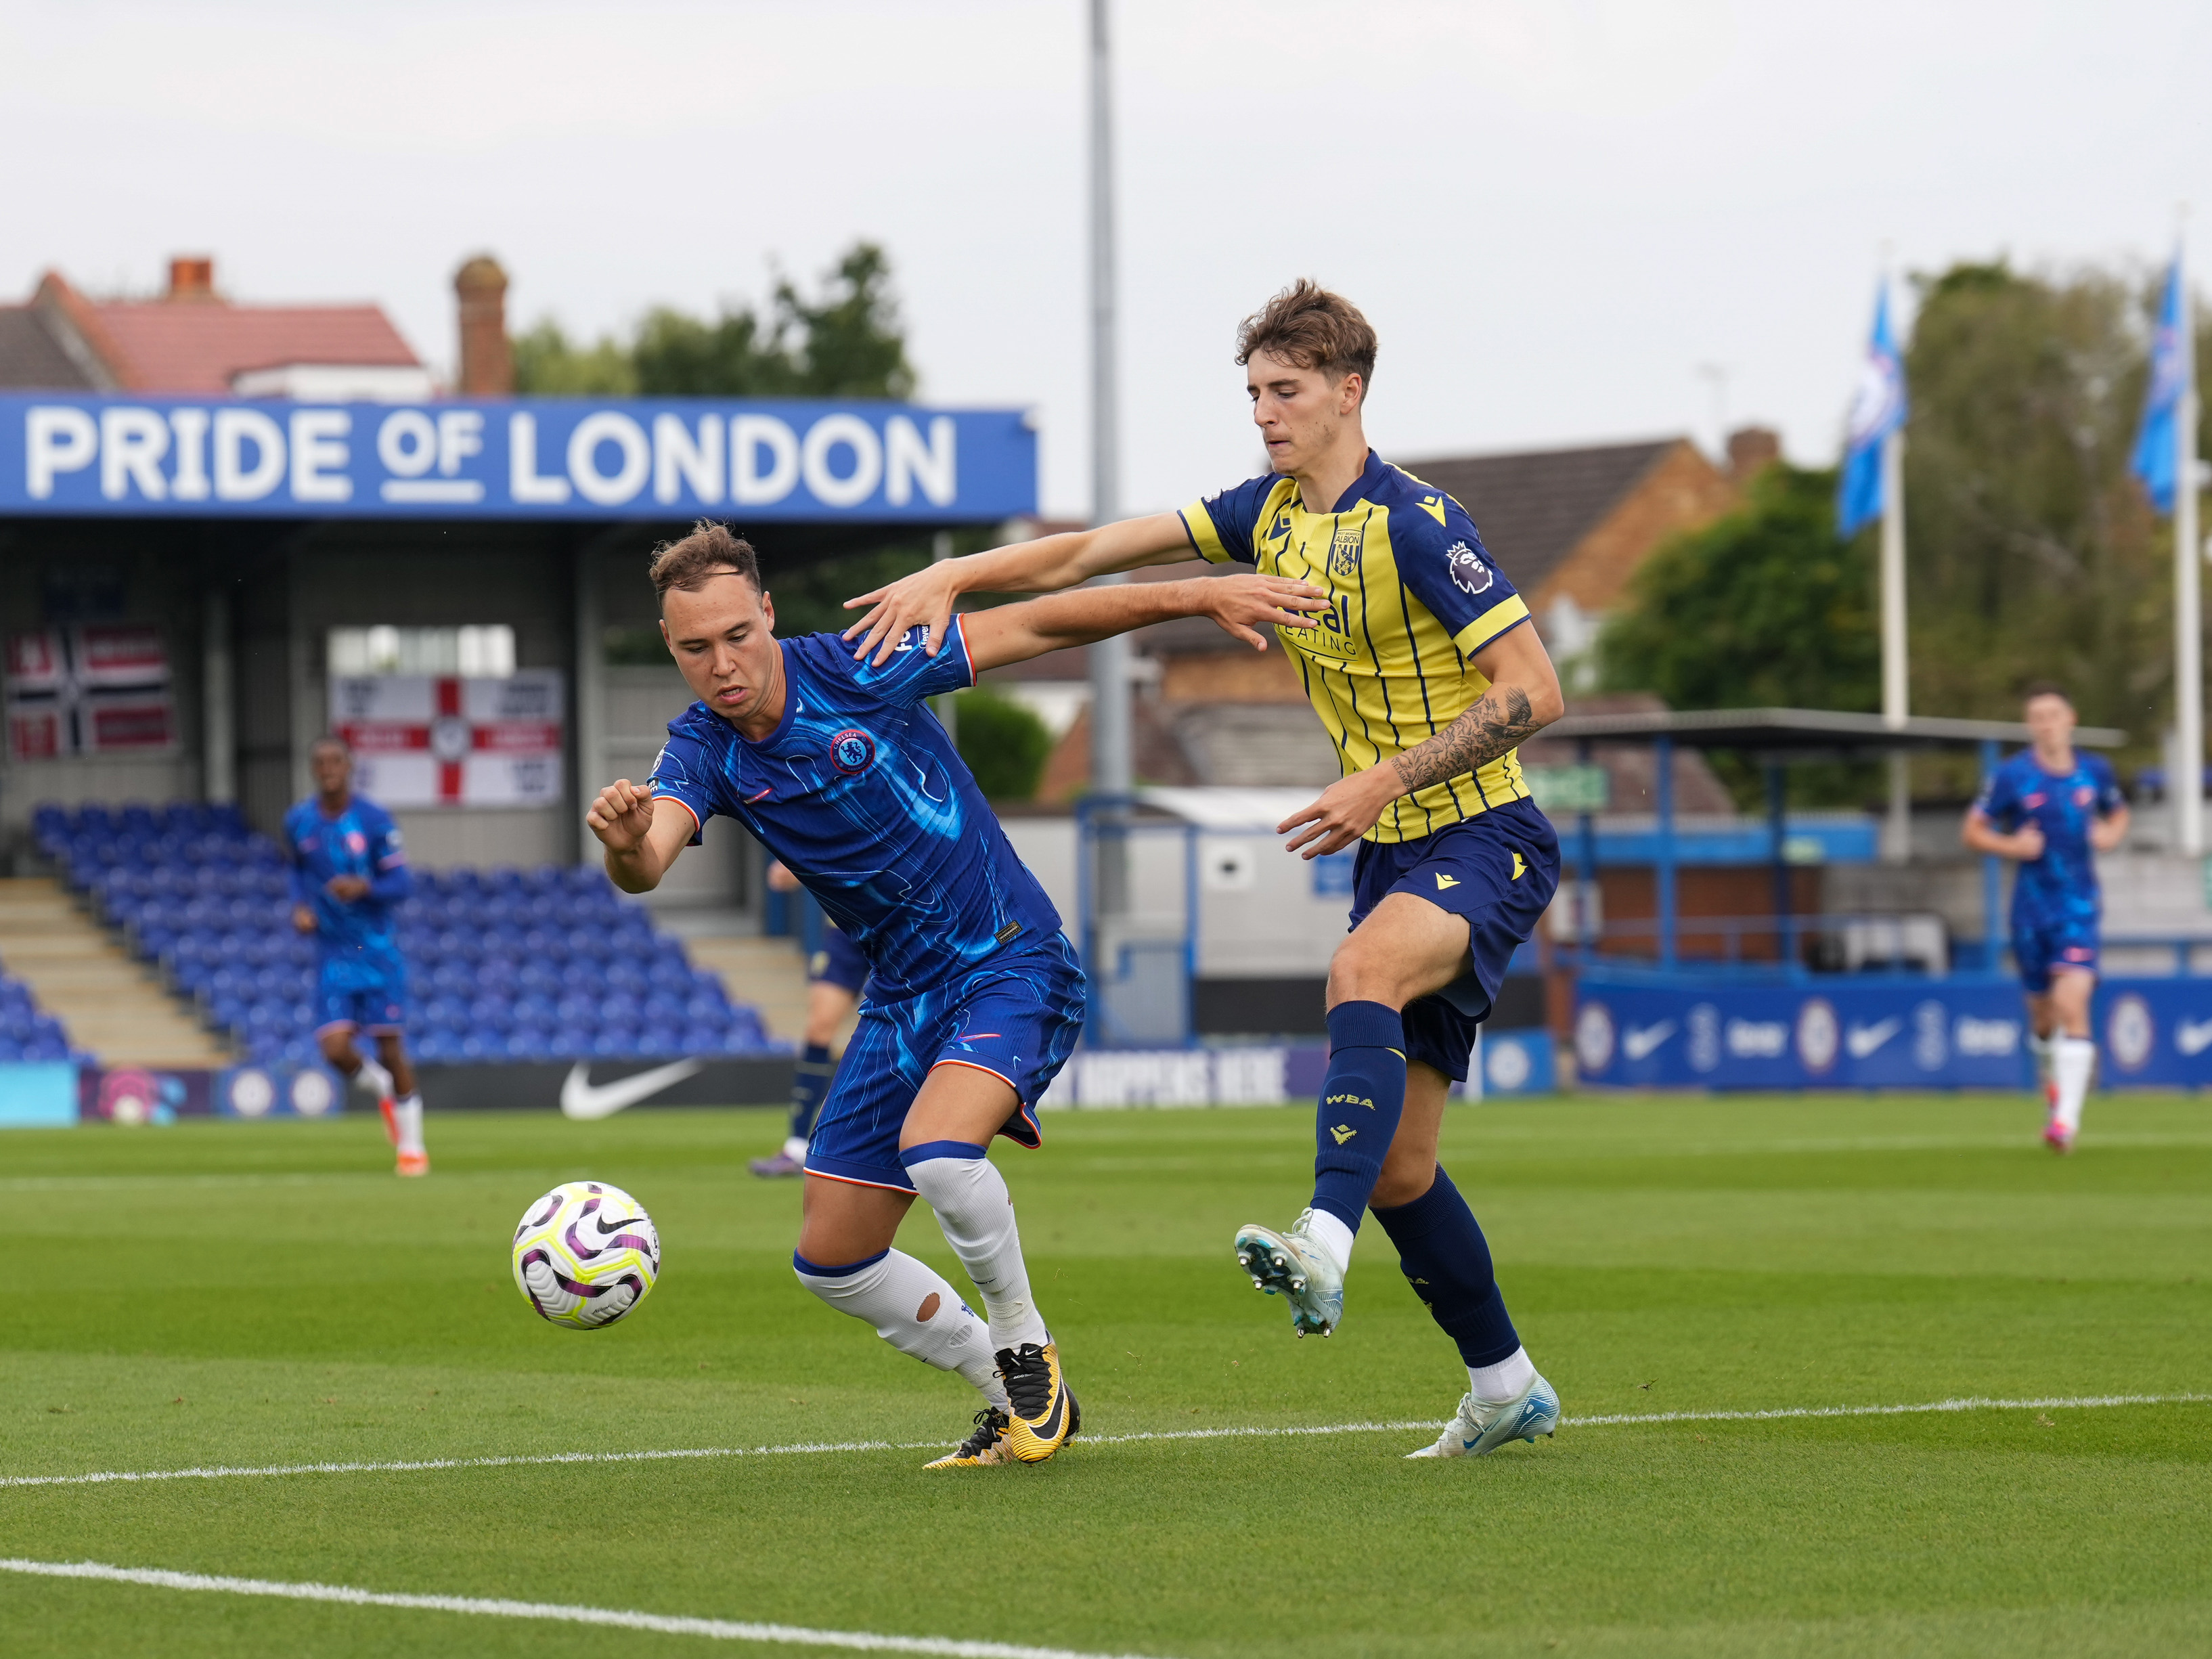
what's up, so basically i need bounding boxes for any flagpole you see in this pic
[2175,224,2203,858]
[1879,339,1911,863]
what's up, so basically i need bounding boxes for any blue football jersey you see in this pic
[648,623,1063,1000]
[1974,750,2123,925]
[282,794,412,985]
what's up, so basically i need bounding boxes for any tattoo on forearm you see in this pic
[1390,686,1536,795]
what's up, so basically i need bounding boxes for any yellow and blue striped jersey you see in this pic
[1178,450,1532,843]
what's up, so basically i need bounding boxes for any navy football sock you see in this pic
[1371,1164,1521,1369]
[789,1042,833,1142]
[1308,1000,1408,1233]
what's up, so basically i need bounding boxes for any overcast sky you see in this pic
[4,0,2207,522]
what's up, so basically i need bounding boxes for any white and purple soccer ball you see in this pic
[511,1180,661,1329]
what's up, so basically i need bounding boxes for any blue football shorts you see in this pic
[2012,914,2099,993]
[1348,797,1560,1081]
[314,956,408,1036]
[809,923,870,996]
[805,932,1086,1193]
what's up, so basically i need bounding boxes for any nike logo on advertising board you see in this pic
[560,1059,706,1121]
[1621,1021,1676,1061]
[2177,1018,2212,1056]
[1846,1018,1902,1059]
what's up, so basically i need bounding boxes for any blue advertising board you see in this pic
[1575,969,2212,1090]
[0,394,1035,522]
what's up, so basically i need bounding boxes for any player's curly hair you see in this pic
[648,521,761,600]
[1235,280,1377,397]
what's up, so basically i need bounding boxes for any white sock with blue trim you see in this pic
[793,1247,1007,1408]
[900,1142,1050,1352]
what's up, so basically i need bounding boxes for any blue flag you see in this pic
[2130,253,2188,515]
[1838,283,1907,538]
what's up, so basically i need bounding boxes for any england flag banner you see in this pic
[332,671,564,808]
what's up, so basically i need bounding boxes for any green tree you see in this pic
[1899,260,2169,763]
[953,689,1053,802]
[517,242,916,401]
[1601,462,1878,711]
[510,320,634,395]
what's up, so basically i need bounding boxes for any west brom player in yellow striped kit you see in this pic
[843,281,1568,1459]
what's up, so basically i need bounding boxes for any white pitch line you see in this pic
[0,1557,1164,1658]
[1,1392,2205,1494]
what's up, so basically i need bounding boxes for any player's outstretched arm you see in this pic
[960,573,1326,675]
[588,779,692,893]
[1279,623,1566,859]
[843,512,1196,665]
[1961,808,2043,861]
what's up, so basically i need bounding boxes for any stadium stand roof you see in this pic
[1544,705,2127,753]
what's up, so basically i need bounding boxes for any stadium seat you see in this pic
[37,802,787,1066]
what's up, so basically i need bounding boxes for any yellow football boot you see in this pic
[997,1342,1080,1463]
[924,1407,1016,1469]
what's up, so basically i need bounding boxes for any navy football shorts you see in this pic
[314,958,407,1036]
[1349,797,1560,1081]
[2012,914,2099,993]
[809,923,870,996]
[805,932,1086,1193]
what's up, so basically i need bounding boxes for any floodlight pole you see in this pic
[1087,0,1132,916]
[2173,229,2204,858]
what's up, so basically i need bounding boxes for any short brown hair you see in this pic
[648,521,760,600]
[1236,280,1377,394]
[2020,680,2072,707]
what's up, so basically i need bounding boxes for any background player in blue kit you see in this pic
[284,736,428,1176]
[751,859,869,1178]
[1964,684,2129,1153]
[586,523,1323,1467]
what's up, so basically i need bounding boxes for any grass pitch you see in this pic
[1,1093,2208,1658]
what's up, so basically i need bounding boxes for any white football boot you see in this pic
[1233,1209,1346,1338]
[1406,1373,1562,1459]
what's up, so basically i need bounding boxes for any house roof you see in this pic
[1397,439,1681,598]
[26,271,421,393]
[0,307,97,389]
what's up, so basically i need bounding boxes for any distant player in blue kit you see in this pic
[751,859,868,1178]
[1964,684,2129,1154]
[587,523,1323,1467]
[284,735,428,1176]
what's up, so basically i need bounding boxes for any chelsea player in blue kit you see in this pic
[284,736,427,1176]
[586,523,1323,1467]
[1964,684,2129,1153]
[845,282,1569,1461]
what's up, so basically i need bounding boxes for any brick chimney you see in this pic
[454,255,512,396]
[166,256,216,303]
[1726,425,1780,483]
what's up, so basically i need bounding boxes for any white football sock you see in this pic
[901,1145,1051,1352]
[393,1093,425,1155]
[2054,1037,2096,1134]
[782,1135,809,1162]
[1468,1345,1536,1406]
[355,1055,394,1099]
[2027,1029,2056,1086]
[793,1248,1008,1408]
[1302,1208,1356,1277]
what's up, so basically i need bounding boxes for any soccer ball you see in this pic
[511,1180,661,1329]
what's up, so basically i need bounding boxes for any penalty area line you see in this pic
[0,1557,1164,1659]
[3,1393,2205,1493]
